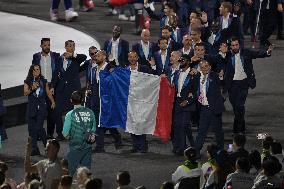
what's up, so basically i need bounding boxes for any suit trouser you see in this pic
[95,127,122,150]
[172,108,194,153]
[229,81,248,133]
[277,11,284,35]
[51,0,72,10]
[46,96,56,136]
[28,111,47,152]
[259,10,277,45]
[195,106,224,153]
[131,134,148,152]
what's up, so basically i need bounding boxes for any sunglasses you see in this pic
[89,52,97,56]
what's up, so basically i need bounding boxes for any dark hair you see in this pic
[233,134,246,147]
[236,157,250,173]
[160,181,174,189]
[41,38,50,45]
[65,40,75,47]
[161,25,173,32]
[85,178,103,189]
[48,139,60,151]
[230,36,240,44]
[184,147,197,160]
[164,2,175,12]
[89,46,97,51]
[71,91,83,105]
[117,171,131,186]
[0,171,5,186]
[262,156,282,176]
[158,37,168,44]
[215,150,234,188]
[249,150,261,170]
[61,159,69,168]
[207,144,218,159]
[60,175,73,187]
[25,64,42,81]
[0,183,11,189]
[271,142,282,155]
[194,42,205,48]
[263,136,274,150]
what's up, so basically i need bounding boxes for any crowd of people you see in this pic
[1,0,284,188]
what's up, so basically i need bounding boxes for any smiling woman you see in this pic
[0,11,100,90]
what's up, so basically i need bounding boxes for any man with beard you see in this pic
[103,25,129,67]
[172,54,196,156]
[223,37,273,135]
[91,50,122,153]
[53,40,87,141]
[32,38,60,139]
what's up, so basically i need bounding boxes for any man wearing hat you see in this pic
[172,54,197,156]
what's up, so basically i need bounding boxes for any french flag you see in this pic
[99,68,175,142]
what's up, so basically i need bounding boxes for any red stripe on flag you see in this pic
[154,77,175,142]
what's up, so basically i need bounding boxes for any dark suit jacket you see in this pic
[137,64,152,74]
[132,42,155,67]
[144,6,168,29]
[224,49,270,91]
[153,51,171,75]
[32,51,60,88]
[173,69,196,112]
[103,38,129,67]
[54,54,87,100]
[194,71,224,114]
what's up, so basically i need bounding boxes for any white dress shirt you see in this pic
[40,53,52,82]
[141,40,149,59]
[233,53,247,80]
[222,14,230,29]
[96,62,108,82]
[182,47,191,55]
[177,67,190,97]
[199,73,209,106]
[161,50,168,69]
[111,38,120,65]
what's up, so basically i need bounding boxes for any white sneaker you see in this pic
[65,9,78,22]
[118,14,128,21]
[129,15,135,21]
[50,9,59,21]
[112,9,118,15]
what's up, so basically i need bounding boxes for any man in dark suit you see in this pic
[172,54,196,156]
[194,60,224,156]
[169,15,183,46]
[103,25,129,67]
[144,0,176,30]
[88,50,122,153]
[150,37,171,76]
[212,2,244,51]
[224,37,273,134]
[132,29,154,67]
[53,40,87,140]
[259,0,283,48]
[32,38,60,139]
[128,51,151,153]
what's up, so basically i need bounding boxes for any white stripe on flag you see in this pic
[126,72,161,135]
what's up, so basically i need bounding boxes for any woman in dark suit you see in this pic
[23,64,55,156]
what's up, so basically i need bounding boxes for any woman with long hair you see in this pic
[23,64,55,156]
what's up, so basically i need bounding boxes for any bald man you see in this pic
[132,29,155,68]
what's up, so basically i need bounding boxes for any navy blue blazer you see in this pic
[55,54,87,97]
[32,51,60,88]
[171,28,183,45]
[173,69,196,111]
[224,49,271,91]
[194,72,224,114]
[166,65,179,84]
[153,51,171,75]
[132,42,154,67]
[103,38,129,67]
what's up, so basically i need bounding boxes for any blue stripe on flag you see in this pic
[99,68,131,129]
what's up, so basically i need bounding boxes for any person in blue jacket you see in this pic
[24,64,56,156]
